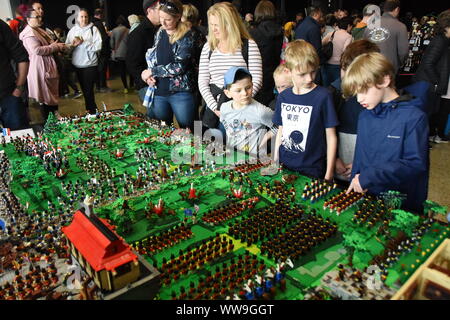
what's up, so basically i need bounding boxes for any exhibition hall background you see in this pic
[1,0,449,31]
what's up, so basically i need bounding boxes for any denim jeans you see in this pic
[153,92,195,129]
[0,94,28,130]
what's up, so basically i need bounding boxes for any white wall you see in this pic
[0,0,13,22]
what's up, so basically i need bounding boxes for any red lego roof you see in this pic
[62,211,138,272]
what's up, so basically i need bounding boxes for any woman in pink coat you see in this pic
[19,8,66,121]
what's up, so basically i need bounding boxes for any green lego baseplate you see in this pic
[1,109,448,300]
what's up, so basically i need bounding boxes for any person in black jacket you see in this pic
[414,9,450,143]
[0,19,29,130]
[250,0,283,107]
[294,7,323,60]
[92,8,112,92]
[126,0,160,112]
[181,3,206,120]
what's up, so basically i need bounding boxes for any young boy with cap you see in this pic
[342,52,429,213]
[219,66,276,157]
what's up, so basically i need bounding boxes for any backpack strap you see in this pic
[208,38,249,68]
[330,31,336,41]
[242,38,249,68]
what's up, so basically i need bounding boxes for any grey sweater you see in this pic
[110,25,129,60]
[364,12,409,71]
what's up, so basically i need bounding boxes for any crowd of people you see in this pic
[1,0,450,214]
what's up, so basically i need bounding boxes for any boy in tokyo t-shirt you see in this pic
[273,40,338,179]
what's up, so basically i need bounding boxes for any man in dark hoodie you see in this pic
[126,0,160,110]
[250,0,283,106]
[342,52,429,214]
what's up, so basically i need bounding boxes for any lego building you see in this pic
[393,239,450,300]
[62,210,140,292]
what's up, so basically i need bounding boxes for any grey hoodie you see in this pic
[66,23,102,68]
[110,25,129,60]
[364,12,409,71]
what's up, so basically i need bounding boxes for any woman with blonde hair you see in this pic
[198,1,262,129]
[141,0,195,130]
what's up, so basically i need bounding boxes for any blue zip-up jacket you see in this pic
[351,85,429,213]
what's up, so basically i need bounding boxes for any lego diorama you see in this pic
[0,107,448,300]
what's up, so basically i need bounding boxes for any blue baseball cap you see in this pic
[223,67,252,88]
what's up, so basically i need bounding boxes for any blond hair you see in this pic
[160,0,190,44]
[341,52,395,99]
[273,64,290,79]
[207,2,251,53]
[284,40,320,73]
[182,3,199,26]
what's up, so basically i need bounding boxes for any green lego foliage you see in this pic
[380,190,406,210]
[2,110,449,300]
[389,210,420,236]
[123,103,135,115]
[424,200,448,214]
[342,229,373,252]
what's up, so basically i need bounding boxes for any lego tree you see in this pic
[389,210,420,236]
[342,230,374,267]
[380,190,406,211]
[123,103,135,115]
[116,214,132,235]
[423,200,449,223]
[43,112,60,135]
[423,200,447,215]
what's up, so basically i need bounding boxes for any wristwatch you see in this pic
[15,84,26,92]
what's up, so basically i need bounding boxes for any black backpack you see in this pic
[321,31,335,61]
[15,18,27,36]
[201,39,249,128]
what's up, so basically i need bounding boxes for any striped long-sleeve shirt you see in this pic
[198,39,263,111]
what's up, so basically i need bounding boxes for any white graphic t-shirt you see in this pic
[220,99,276,156]
[280,103,313,153]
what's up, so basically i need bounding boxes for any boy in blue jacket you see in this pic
[342,52,429,213]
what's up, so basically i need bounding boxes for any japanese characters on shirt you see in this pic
[280,103,313,154]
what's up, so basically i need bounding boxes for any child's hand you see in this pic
[346,174,367,194]
[324,172,334,182]
[343,163,352,178]
[335,158,347,175]
[214,110,221,118]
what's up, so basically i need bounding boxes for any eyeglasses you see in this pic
[160,1,179,14]
[29,15,42,19]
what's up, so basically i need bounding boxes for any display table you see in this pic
[0,109,448,300]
